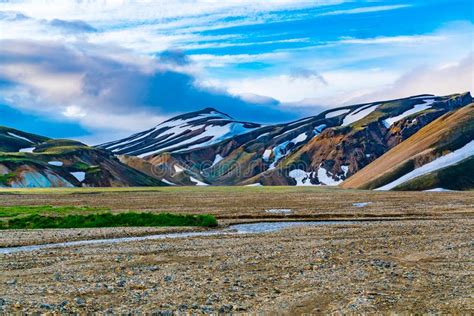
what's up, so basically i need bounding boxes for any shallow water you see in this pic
[0,221,354,254]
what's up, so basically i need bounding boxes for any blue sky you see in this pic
[0,0,472,144]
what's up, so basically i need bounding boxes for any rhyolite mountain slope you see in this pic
[99,108,261,158]
[2,92,471,189]
[0,127,166,188]
[101,92,473,189]
[341,103,474,191]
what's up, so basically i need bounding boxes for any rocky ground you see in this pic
[0,226,207,248]
[1,218,473,314]
[1,188,473,313]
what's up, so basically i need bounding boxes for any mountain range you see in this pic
[1,92,472,190]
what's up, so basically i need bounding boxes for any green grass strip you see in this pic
[0,205,109,218]
[0,212,217,229]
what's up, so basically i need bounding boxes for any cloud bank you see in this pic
[0,40,297,135]
[0,0,472,142]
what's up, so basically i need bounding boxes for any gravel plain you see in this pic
[0,188,473,313]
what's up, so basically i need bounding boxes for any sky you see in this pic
[0,0,472,144]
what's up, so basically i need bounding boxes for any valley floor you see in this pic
[0,187,473,313]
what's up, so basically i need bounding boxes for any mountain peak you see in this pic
[99,107,260,157]
[160,107,233,125]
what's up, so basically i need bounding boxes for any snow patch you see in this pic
[268,141,290,170]
[341,165,349,177]
[161,179,176,186]
[7,132,32,143]
[174,165,185,173]
[19,147,35,153]
[190,177,208,186]
[342,104,379,126]
[376,140,474,190]
[177,123,255,152]
[383,99,434,127]
[211,154,224,167]
[262,149,272,161]
[317,165,343,186]
[290,132,307,145]
[246,183,262,187]
[48,161,63,167]
[289,169,316,186]
[325,109,350,119]
[424,188,453,192]
[70,172,85,182]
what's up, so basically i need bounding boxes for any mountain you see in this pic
[101,92,473,189]
[0,127,166,188]
[341,103,474,191]
[247,93,472,186]
[99,108,261,158]
[2,92,471,189]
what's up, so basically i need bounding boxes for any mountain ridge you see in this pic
[0,92,472,189]
[100,92,473,189]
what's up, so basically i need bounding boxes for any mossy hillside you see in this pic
[0,173,16,186]
[0,126,49,152]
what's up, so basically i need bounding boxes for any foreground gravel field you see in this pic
[1,218,473,314]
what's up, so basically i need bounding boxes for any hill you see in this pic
[0,128,166,188]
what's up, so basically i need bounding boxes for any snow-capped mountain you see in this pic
[98,108,261,158]
[101,92,473,190]
[1,92,471,190]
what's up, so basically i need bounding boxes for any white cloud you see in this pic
[191,51,290,68]
[0,62,84,103]
[223,68,399,104]
[0,1,344,21]
[0,39,297,136]
[0,0,472,135]
[320,4,411,16]
[211,21,474,106]
[63,105,87,118]
[0,0,344,54]
[337,35,445,45]
[180,37,311,51]
[348,54,474,104]
[224,75,326,103]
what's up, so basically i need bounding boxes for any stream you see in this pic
[0,220,356,254]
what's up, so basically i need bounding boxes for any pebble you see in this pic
[74,297,85,306]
